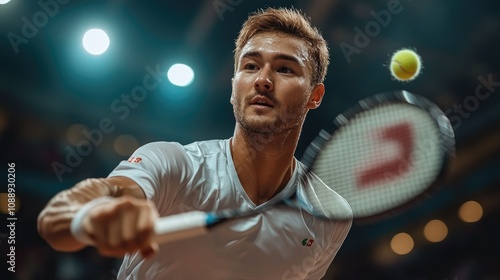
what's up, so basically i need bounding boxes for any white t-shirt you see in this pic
[108,139,352,280]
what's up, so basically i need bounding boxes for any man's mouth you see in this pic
[250,96,274,107]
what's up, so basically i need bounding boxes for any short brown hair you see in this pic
[234,7,330,85]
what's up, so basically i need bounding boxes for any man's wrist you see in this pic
[70,196,114,245]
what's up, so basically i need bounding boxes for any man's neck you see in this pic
[230,125,300,205]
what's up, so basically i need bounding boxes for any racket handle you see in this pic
[153,211,209,244]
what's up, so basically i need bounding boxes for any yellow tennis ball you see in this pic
[390,49,422,82]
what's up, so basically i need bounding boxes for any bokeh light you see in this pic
[167,63,195,87]
[390,232,414,255]
[0,193,21,214]
[113,134,139,156]
[423,219,448,243]
[458,200,483,223]
[66,124,88,146]
[82,29,110,55]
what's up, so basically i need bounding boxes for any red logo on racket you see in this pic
[356,122,414,188]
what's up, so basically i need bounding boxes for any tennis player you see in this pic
[38,7,352,279]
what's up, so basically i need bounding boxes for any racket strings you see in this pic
[309,104,444,219]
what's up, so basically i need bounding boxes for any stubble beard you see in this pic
[233,98,308,136]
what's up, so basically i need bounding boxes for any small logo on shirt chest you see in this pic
[301,238,314,247]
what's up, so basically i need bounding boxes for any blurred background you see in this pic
[0,0,499,279]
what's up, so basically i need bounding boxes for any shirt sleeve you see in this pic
[304,216,352,280]
[107,141,192,213]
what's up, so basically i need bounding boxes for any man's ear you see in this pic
[307,83,325,109]
[230,78,235,105]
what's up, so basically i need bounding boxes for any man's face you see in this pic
[231,32,319,135]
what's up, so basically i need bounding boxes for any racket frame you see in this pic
[300,90,455,223]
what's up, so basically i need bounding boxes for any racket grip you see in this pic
[153,211,209,244]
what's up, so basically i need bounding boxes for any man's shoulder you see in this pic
[183,139,229,157]
[139,139,228,154]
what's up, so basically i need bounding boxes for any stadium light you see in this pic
[167,63,195,87]
[82,28,110,55]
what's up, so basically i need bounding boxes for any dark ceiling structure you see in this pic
[1,0,499,279]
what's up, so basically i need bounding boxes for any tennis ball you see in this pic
[390,49,422,82]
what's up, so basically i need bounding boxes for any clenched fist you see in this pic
[81,196,159,258]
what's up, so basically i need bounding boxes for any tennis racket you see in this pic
[152,90,455,244]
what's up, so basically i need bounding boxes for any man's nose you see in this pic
[254,67,273,92]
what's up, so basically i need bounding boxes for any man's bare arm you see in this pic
[37,176,147,253]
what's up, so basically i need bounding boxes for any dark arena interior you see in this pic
[0,0,499,279]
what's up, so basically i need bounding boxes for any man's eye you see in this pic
[278,67,293,74]
[244,64,258,70]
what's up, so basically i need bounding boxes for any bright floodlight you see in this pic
[82,29,110,55]
[0,0,12,4]
[167,64,194,87]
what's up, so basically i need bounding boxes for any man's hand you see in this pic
[82,196,159,258]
